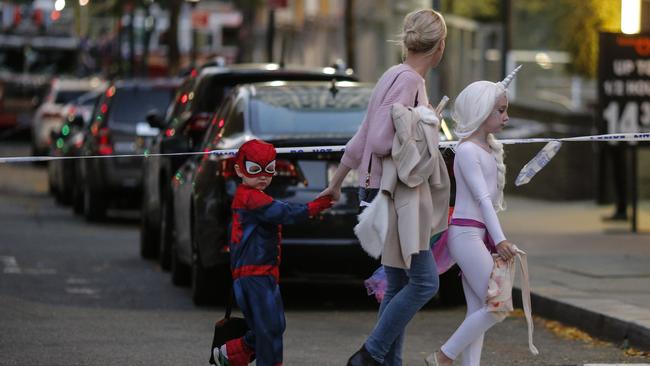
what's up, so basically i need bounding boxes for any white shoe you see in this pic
[424,351,440,366]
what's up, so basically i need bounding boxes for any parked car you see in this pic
[48,90,102,206]
[79,78,181,221]
[140,63,358,269]
[168,81,459,305]
[32,77,106,156]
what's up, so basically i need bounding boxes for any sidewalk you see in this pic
[501,197,650,351]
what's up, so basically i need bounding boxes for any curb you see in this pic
[514,287,650,351]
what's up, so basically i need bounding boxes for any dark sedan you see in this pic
[79,78,180,221]
[140,63,357,269]
[170,81,456,305]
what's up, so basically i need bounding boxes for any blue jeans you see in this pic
[365,250,439,365]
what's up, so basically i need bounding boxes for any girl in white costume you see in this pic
[427,68,521,366]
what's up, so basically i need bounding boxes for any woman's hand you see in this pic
[496,240,518,261]
[317,185,341,201]
[317,163,351,202]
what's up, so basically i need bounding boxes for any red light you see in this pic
[218,119,225,128]
[275,160,298,177]
[100,104,108,114]
[106,86,116,97]
[220,157,237,178]
[190,69,198,78]
[13,8,21,25]
[180,94,188,104]
[50,10,60,21]
[164,128,175,137]
[96,128,113,155]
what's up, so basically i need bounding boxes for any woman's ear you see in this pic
[234,163,244,178]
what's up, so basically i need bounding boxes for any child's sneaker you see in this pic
[211,345,229,366]
[222,337,254,366]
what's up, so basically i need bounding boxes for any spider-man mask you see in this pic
[235,139,277,178]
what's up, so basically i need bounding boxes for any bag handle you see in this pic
[515,249,539,355]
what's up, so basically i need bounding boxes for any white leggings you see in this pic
[440,225,504,366]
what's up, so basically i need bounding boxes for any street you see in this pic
[0,141,648,366]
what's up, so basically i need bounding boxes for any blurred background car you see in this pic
[79,78,181,221]
[31,77,106,156]
[168,81,457,305]
[47,90,102,206]
[140,63,358,269]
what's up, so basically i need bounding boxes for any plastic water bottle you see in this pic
[515,141,563,186]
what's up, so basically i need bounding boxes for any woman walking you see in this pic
[318,8,449,366]
[427,68,522,366]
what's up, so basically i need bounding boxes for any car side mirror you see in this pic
[146,109,164,129]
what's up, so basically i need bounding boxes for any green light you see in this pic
[144,149,150,157]
[61,125,70,136]
[56,138,64,149]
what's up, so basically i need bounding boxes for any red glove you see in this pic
[308,195,333,216]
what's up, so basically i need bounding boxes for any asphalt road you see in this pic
[0,140,648,366]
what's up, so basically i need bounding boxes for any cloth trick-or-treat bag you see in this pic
[486,247,539,355]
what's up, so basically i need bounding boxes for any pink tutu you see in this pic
[364,217,496,303]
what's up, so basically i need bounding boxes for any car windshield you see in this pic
[250,86,371,137]
[109,88,174,125]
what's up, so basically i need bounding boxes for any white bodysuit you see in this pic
[441,142,507,365]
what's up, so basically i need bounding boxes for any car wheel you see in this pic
[72,163,84,215]
[171,239,190,286]
[83,182,107,221]
[139,200,159,259]
[158,194,173,271]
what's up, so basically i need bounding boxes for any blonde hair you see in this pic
[487,133,506,212]
[400,9,447,56]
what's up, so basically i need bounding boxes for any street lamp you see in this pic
[186,0,200,68]
[622,0,641,34]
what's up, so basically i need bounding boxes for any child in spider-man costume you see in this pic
[212,139,333,366]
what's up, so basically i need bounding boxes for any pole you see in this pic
[428,0,441,105]
[190,2,198,68]
[631,144,638,232]
[344,0,355,71]
[500,0,511,78]
[266,8,275,63]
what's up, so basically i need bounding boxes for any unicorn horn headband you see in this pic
[498,65,522,89]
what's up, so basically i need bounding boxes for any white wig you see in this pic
[452,66,521,212]
[452,65,521,138]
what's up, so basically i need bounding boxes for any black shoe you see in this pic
[602,212,628,221]
[347,344,381,366]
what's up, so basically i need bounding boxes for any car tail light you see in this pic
[94,127,113,155]
[220,157,237,178]
[275,159,298,178]
[186,113,211,132]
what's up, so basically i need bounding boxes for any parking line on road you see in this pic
[1,256,21,274]
[65,287,100,297]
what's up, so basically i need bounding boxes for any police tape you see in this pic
[1,132,649,164]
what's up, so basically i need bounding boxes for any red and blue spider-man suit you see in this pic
[224,140,332,366]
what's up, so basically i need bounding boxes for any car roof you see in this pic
[197,63,357,80]
[112,78,183,88]
[52,77,107,91]
[241,80,373,97]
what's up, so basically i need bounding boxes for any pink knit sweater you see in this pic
[341,63,428,188]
